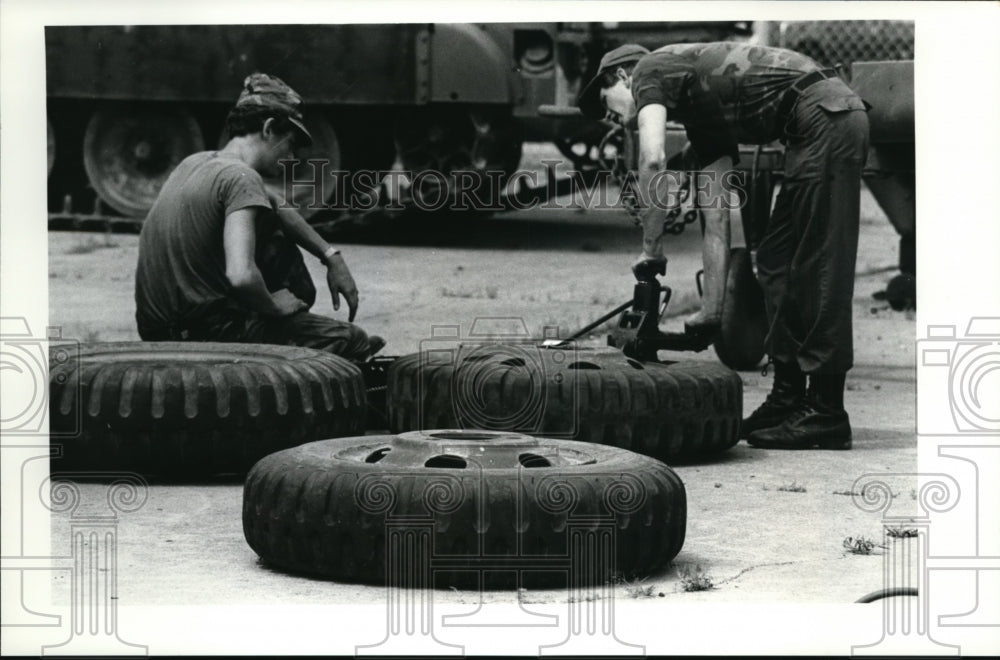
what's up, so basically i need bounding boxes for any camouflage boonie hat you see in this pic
[236,72,313,147]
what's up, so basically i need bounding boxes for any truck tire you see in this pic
[387,346,741,463]
[242,430,686,586]
[49,342,366,477]
[714,248,768,371]
[82,104,205,218]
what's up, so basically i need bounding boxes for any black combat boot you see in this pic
[740,360,806,438]
[747,373,852,449]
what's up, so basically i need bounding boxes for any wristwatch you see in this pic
[323,246,341,261]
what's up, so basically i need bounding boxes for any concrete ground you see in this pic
[41,144,918,614]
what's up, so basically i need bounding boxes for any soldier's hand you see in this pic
[325,253,360,322]
[271,289,309,316]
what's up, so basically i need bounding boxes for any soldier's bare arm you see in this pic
[635,102,669,263]
[223,207,307,316]
[268,190,360,320]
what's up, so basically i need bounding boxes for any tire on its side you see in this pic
[387,346,742,463]
[49,342,366,476]
[242,430,686,586]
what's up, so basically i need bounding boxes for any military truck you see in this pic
[46,22,751,226]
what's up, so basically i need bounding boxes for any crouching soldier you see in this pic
[135,73,384,361]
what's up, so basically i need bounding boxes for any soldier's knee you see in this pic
[343,324,372,360]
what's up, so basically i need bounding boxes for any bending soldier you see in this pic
[579,42,869,449]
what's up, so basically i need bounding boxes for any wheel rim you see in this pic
[83,105,205,218]
[301,430,610,471]
[219,112,340,219]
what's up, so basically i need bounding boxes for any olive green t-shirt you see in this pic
[134,151,272,329]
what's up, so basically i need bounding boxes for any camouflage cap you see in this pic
[236,72,313,147]
[577,44,650,119]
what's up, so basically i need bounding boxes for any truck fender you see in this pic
[430,24,513,104]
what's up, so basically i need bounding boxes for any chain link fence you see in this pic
[775,20,914,69]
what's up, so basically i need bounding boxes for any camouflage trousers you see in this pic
[755,78,871,374]
[137,231,372,361]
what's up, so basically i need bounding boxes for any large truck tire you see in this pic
[714,247,768,371]
[49,342,366,477]
[242,430,686,586]
[387,346,741,463]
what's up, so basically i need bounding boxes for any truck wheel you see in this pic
[395,106,521,211]
[83,104,204,218]
[49,342,366,477]
[242,430,686,586]
[387,346,741,463]
[714,248,768,371]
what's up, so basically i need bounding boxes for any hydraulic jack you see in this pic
[606,258,716,362]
